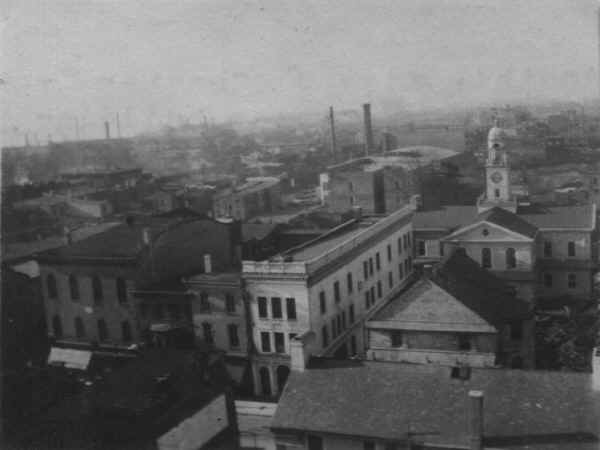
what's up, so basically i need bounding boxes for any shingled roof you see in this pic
[272,359,600,450]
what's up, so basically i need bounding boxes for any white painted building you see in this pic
[242,205,415,396]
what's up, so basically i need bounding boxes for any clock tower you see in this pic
[478,121,516,213]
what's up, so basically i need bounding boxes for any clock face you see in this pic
[490,171,503,183]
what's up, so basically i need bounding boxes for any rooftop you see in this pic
[518,204,596,230]
[272,359,600,449]
[214,177,280,198]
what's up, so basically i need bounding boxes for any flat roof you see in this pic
[284,226,363,262]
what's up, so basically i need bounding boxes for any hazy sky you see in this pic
[1,0,598,145]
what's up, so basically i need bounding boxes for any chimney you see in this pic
[363,103,374,155]
[204,254,212,273]
[593,347,600,391]
[104,121,110,139]
[290,331,315,372]
[329,106,337,158]
[468,390,484,450]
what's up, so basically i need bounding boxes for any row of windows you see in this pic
[202,322,241,349]
[543,272,578,288]
[199,292,237,313]
[543,240,578,258]
[305,436,400,450]
[480,247,517,269]
[51,315,131,342]
[259,331,297,354]
[362,232,412,281]
[257,297,297,320]
[46,274,127,305]
[416,240,444,257]
[321,305,355,348]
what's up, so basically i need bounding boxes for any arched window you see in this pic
[259,367,272,396]
[97,318,108,342]
[74,317,85,339]
[481,248,491,268]
[121,320,132,342]
[276,365,290,393]
[116,278,127,304]
[506,248,516,269]
[52,315,63,339]
[69,274,80,301]
[46,274,57,299]
[92,275,103,305]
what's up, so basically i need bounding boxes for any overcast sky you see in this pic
[1,0,598,145]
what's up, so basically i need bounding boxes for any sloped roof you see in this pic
[478,207,538,238]
[413,206,478,230]
[272,359,600,450]
[370,279,497,333]
[518,204,595,230]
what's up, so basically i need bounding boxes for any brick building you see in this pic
[365,249,535,369]
[242,206,415,397]
[213,177,282,221]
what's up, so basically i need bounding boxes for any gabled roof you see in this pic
[478,207,538,238]
[369,279,497,333]
[272,359,600,450]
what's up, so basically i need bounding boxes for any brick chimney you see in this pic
[363,103,374,155]
[290,331,316,372]
[468,390,484,450]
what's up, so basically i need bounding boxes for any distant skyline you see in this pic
[1,0,599,146]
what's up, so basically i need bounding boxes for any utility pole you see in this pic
[329,106,337,160]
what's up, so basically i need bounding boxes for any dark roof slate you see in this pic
[478,207,538,238]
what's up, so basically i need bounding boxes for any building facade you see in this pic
[213,177,282,221]
[242,206,415,396]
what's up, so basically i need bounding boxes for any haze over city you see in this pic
[2,0,599,146]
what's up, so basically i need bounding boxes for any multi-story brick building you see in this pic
[242,206,415,396]
[413,125,598,305]
[213,177,282,221]
[37,214,241,350]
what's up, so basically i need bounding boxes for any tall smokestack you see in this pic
[363,103,374,156]
[598,6,600,99]
[104,121,110,140]
[329,106,337,159]
[116,113,121,138]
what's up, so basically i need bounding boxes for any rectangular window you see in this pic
[334,281,341,303]
[258,297,268,318]
[274,332,285,353]
[399,263,404,280]
[336,315,342,335]
[510,322,523,340]
[261,332,271,352]
[391,331,403,347]
[349,304,355,324]
[404,259,409,274]
[370,286,376,306]
[319,291,327,314]
[369,258,374,276]
[331,319,337,339]
[365,291,370,309]
[403,234,408,250]
[228,324,240,348]
[417,240,426,256]
[376,252,381,271]
[397,237,402,255]
[347,272,353,294]
[494,188,500,198]
[377,281,382,298]
[286,298,297,320]
[225,294,235,313]
[544,241,552,257]
[388,271,393,288]
[363,261,369,279]
[271,297,282,319]
[440,242,444,256]
[568,241,576,257]
[458,333,471,351]
[341,311,346,330]
[387,244,392,262]
[322,326,329,348]
[544,273,553,287]
[351,335,357,355]
[307,436,323,450]
[200,292,210,311]
[481,248,492,268]
[203,323,214,345]
[568,273,576,288]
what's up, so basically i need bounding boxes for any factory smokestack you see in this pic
[104,121,110,140]
[329,106,337,159]
[598,5,600,99]
[363,103,374,156]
